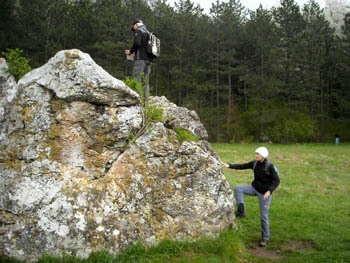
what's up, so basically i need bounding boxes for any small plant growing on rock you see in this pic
[145,105,163,123]
[174,128,199,143]
[124,76,145,104]
[124,76,164,142]
[2,48,31,81]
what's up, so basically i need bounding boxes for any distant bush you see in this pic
[2,48,31,81]
[242,105,317,143]
[266,110,317,143]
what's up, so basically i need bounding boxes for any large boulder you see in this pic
[0,49,235,261]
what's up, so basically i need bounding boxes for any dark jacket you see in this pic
[229,159,280,194]
[130,25,153,61]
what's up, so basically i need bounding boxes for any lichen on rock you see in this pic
[0,49,236,261]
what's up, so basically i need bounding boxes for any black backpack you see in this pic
[253,160,279,176]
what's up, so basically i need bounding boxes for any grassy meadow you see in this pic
[215,143,350,263]
[1,143,349,263]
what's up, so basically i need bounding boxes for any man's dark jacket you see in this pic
[229,159,280,194]
[130,25,153,61]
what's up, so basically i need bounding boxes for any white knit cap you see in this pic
[256,147,269,159]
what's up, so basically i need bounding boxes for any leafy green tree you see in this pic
[92,0,129,77]
[63,0,97,52]
[15,0,66,65]
[0,0,16,53]
[273,0,305,106]
[207,0,246,141]
[171,0,205,106]
[242,5,282,108]
[301,0,335,132]
[328,11,350,140]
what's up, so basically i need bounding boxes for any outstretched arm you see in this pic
[221,161,255,170]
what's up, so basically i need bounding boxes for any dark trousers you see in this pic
[132,60,151,100]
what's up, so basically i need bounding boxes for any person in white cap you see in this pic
[222,147,280,247]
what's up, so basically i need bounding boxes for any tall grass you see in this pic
[1,144,349,262]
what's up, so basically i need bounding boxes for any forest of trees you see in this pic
[1,0,350,143]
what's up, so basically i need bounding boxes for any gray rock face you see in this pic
[148,96,208,140]
[0,49,235,260]
[0,58,19,123]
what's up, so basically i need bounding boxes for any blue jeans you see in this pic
[235,185,272,241]
[132,60,151,100]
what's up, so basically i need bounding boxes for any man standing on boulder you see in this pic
[125,19,153,100]
[222,147,280,247]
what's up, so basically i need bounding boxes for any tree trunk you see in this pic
[167,64,171,96]
[216,40,220,142]
[228,61,232,118]
[261,52,264,79]
[244,81,247,111]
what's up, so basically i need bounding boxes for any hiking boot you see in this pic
[259,240,269,247]
[235,203,245,218]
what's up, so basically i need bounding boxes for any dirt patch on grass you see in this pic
[246,240,315,261]
[246,247,285,261]
[283,240,314,251]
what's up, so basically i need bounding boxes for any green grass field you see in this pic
[1,144,349,263]
[215,143,350,263]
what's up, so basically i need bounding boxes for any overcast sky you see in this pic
[167,0,325,13]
